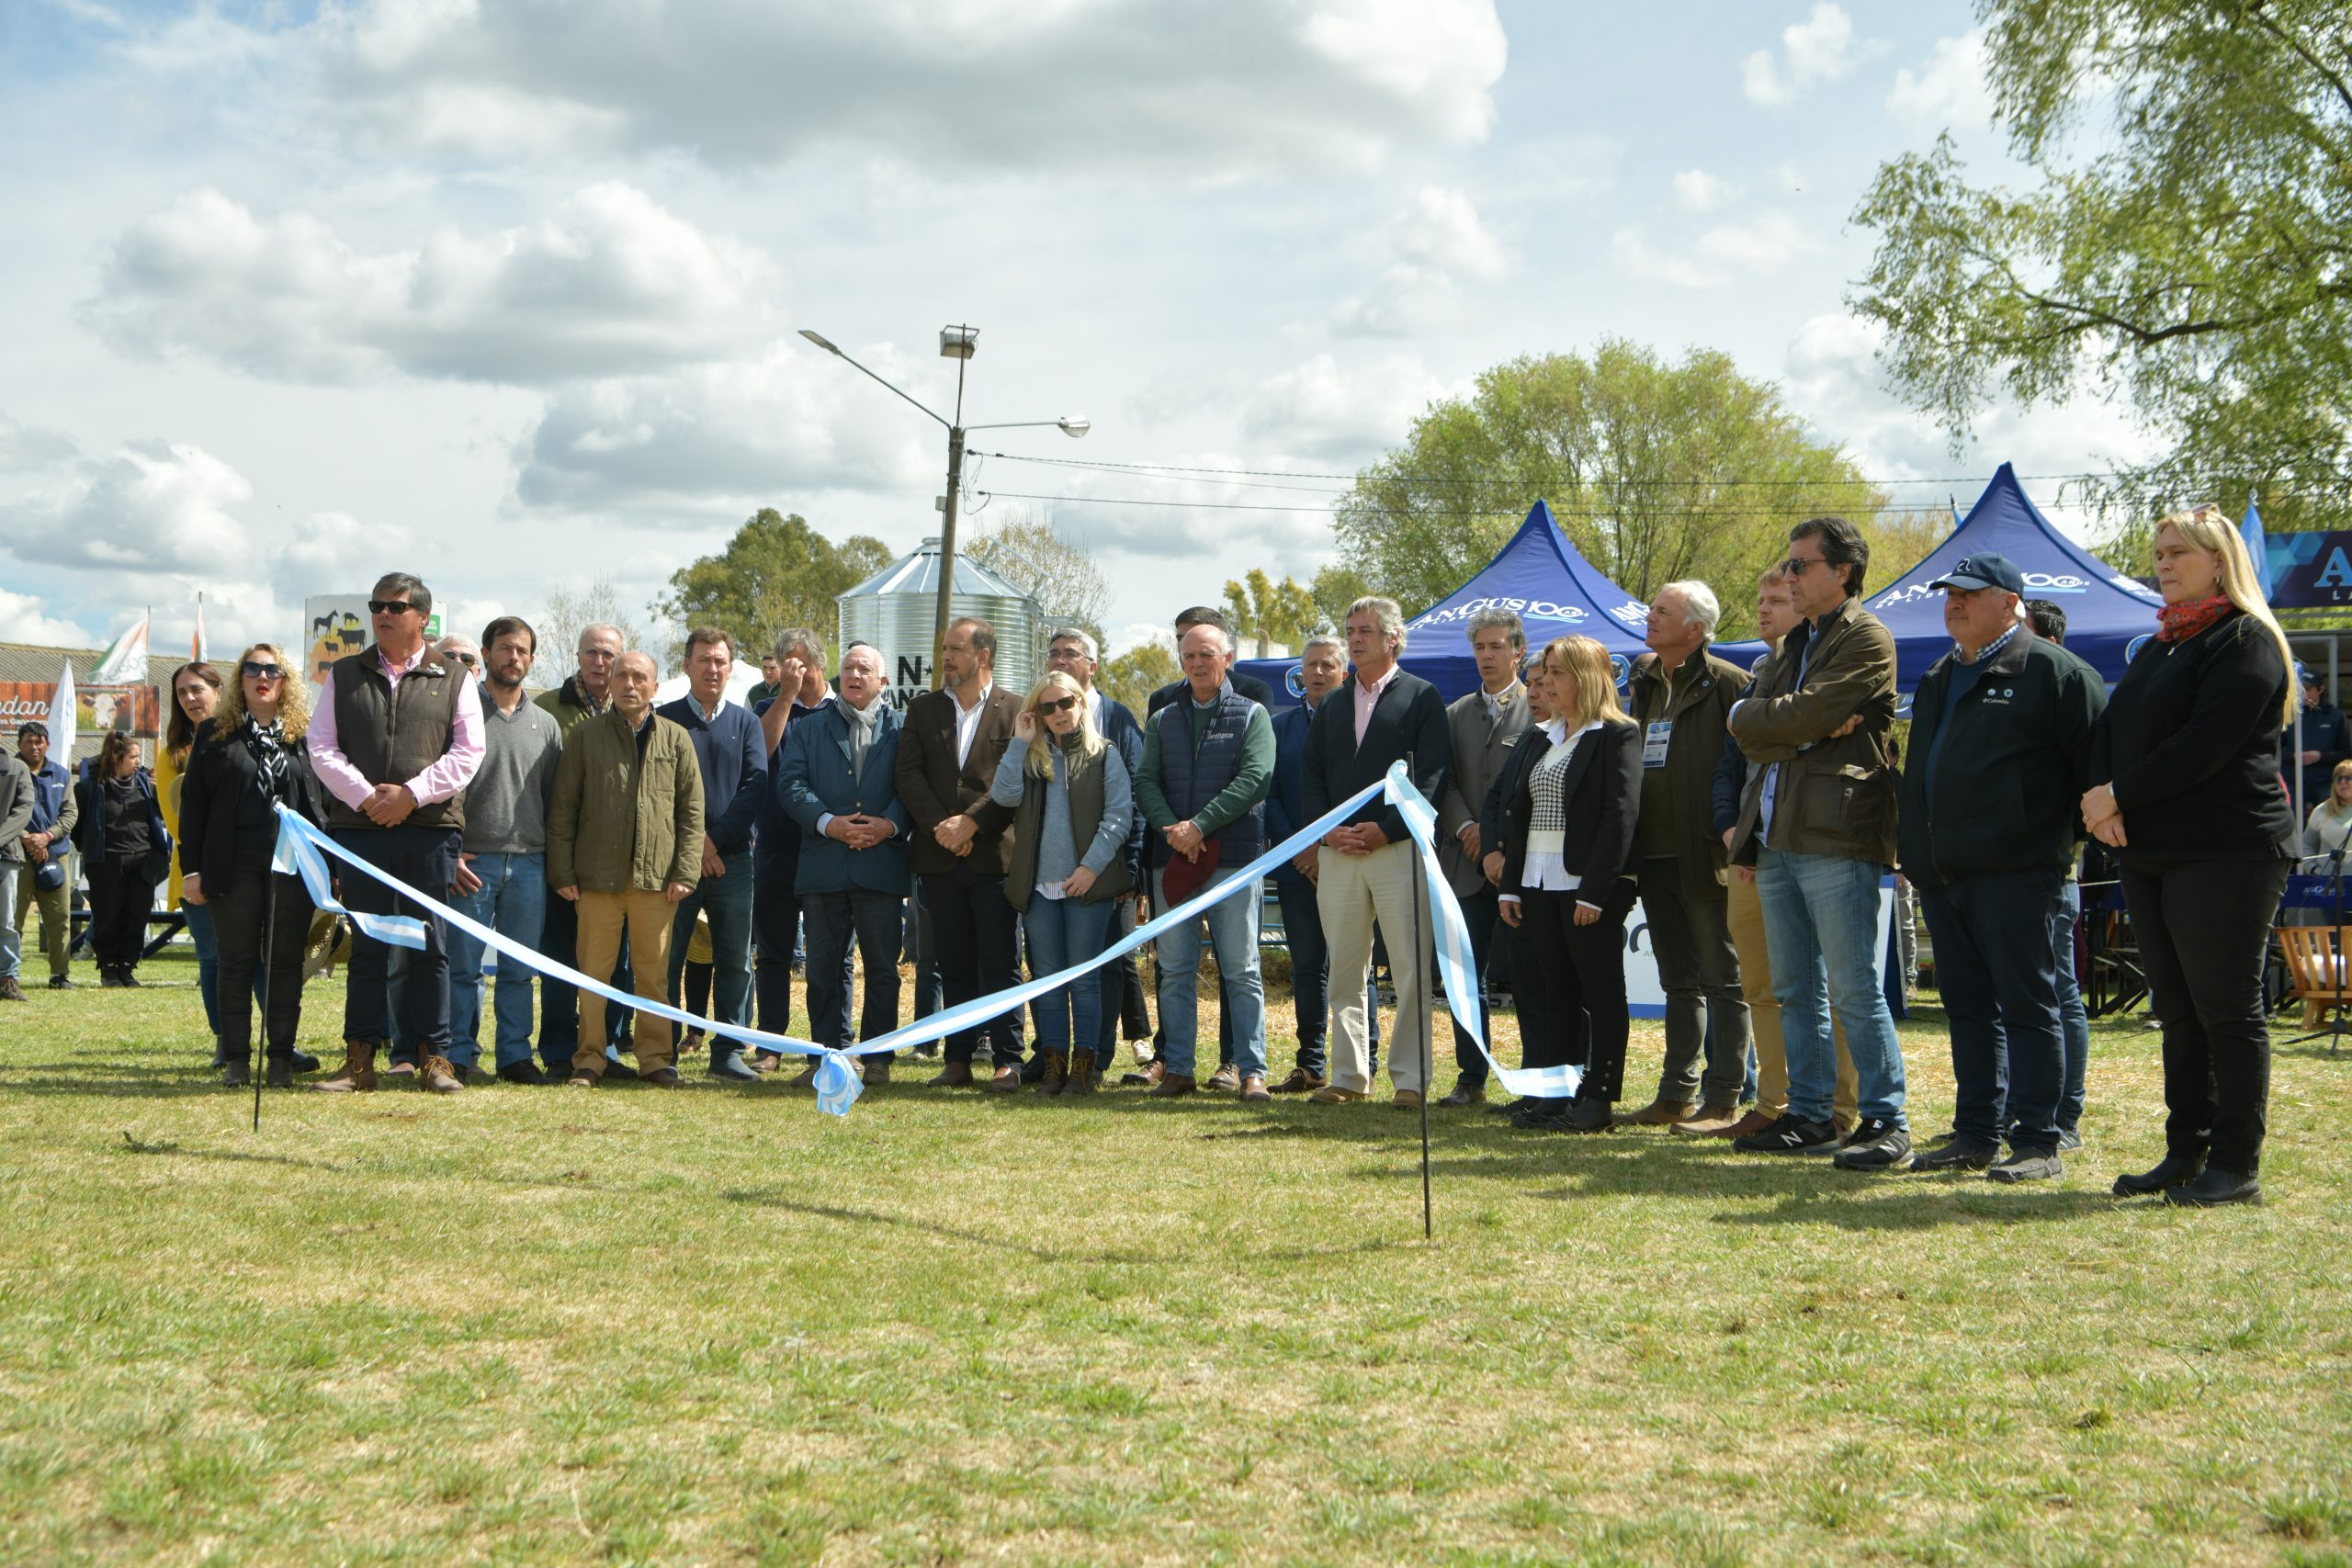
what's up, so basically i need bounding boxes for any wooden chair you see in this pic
[2277,924,2352,1047]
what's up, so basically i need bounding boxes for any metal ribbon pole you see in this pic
[1408,749,1431,1239]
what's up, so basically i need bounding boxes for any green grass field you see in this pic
[3,952,2349,1566]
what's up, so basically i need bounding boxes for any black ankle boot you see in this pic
[2164,1166,2261,1207]
[2112,1151,2205,1197]
[222,1057,252,1089]
[266,1060,294,1089]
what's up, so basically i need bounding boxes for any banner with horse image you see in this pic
[302,596,444,689]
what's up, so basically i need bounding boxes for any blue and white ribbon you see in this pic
[270,761,1575,1116]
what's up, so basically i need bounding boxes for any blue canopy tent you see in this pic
[1862,461,2164,691]
[1238,500,1761,705]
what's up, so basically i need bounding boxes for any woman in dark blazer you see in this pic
[2084,506,2299,1206]
[73,730,171,987]
[178,644,328,1089]
[1498,635,1644,1132]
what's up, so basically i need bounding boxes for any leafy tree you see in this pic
[654,509,892,666]
[1097,640,1177,722]
[1309,564,1372,634]
[1333,343,1885,636]
[1223,568,1319,658]
[1851,0,2352,541]
[963,510,1110,647]
[535,578,645,680]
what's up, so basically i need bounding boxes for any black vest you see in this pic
[327,649,467,831]
[1150,683,1264,868]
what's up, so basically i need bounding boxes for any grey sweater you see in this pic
[991,739,1132,895]
[464,694,563,854]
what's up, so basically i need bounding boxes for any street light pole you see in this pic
[797,324,1088,689]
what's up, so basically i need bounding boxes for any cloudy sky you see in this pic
[0,0,2153,661]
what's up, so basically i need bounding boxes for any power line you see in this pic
[973,488,2121,521]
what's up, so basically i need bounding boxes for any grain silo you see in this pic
[837,538,1046,710]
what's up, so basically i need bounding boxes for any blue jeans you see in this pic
[802,888,902,1055]
[1917,868,2067,1147]
[1023,894,1114,1061]
[447,852,548,1071]
[1754,847,1906,1126]
[1151,865,1267,1080]
[670,846,754,1047]
[2052,878,2088,1134]
[183,897,219,1032]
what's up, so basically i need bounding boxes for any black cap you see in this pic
[1929,552,2026,596]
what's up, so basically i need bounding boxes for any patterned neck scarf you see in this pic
[240,714,293,800]
[2155,594,2233,644]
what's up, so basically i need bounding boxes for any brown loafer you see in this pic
[1272,1066,1327,1094]
[925,1062,976,1088]
[1239,1075,1271,1102]
[1393,1089,1425,1110]
[984,1064,1023,1093]
[1148,1072,1197,1099]
[1121,1059,1165,1089]
[566,1069,599,1087]
[786,1060,821,1089]
[384,1060,420,1079]
[641,1066,683,1089]
[1307,1086,1367,1104]
[862,1057,892,1085]
[1671,1103,1744,1136]
[1625,1098,1697,1126]
[421,1055,465,1094]
[1205,1063,1241,1092]
[1720,1108,1777,1139]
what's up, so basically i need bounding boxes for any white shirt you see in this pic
[953,681,993,768]
[1500,718,1602,911]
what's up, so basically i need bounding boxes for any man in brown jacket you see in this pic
[1623,581,1753,1131]
[548,651,705,1088]
[1726,516,1913,1172]
[894,616,1023,1089]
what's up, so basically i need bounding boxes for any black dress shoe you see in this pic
[497,1062,548,1086]
[288,1049,322,1073]
[601,1055,640,1081]
[2112,1151,2205,1197]
[2163,1166,2261,1207]
[221,1057,252,1089]
[1557,1096,1614,1134]
[1510,1098,1569,1129]
[1438,1077,1488,1108]
[1913,1135,2001,1173]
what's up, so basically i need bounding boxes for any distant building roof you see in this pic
[0,640,108,687]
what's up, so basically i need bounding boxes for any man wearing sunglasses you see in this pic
[307,572,484,1095]
[1725,520,1910,1170]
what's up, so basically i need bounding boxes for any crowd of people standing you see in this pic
[0,505,2305,1204]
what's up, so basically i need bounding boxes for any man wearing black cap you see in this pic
[2282,663,2348,816]
[1896,553,2107,1182]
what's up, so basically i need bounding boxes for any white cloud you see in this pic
[311,0,1508,175]
[0,587,96,648]
[1106,622,1175,657]
[0,410,79,471]
[1887,30,1993,132]
[1240,354,1451,459]
[513,338,938,513]
[1741,3,1873,107]
[1611,209,1814,289]
[1333,185,1507,337]
[84,184,778,385]
[1671,168,1740,215]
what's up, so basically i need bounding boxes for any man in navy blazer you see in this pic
[777,643,910,1082]
[1300,596,1452,1106]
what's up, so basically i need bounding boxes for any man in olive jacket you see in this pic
[1623,581,1754,1131]
[548,651,705,1087]
[1726,516,1911,1171]
[1896,553,2107,1182]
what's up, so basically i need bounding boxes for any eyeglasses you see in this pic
[1781,557,1827,577]
[241,661,284,681]
[368,599,417,616]
[1036,695,1079,715]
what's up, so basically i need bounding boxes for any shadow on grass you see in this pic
[720,1190,1415,1265]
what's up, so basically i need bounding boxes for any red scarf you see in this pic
[2155,594,2233,643]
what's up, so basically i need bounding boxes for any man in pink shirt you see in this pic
[307,572,485,1094]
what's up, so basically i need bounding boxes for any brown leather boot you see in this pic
[1060,1048,1099,1095]
[862,1056,892,1086]
[1034,1048,1068,1095]
[1626,1097,1699,1126]
[1672,1103,1744,1135]
[311,1040,378,1093]
[925,1061,975,1088]
[421,1055,466,1094]
[1148,1072,1198,1099]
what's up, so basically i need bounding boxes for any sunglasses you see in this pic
[241,660,284,681]
[1780,557,1827,576]
[447,651,479,667]
[368,599,418,616]
[1036,695,1079,715]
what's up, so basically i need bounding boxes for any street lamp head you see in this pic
[1057,416,1091,439]
[797,329,842,355]
[939,325,978,360]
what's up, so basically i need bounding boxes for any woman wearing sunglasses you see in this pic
[988,671,1134,1095]
[178,646,330,1089]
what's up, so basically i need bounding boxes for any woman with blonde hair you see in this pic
[2301,759,2352,860]
[987,669,1133,1095]
[1497,635,1644,1132]
[2085,504,2298,1205]
[178,646,329,1088]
